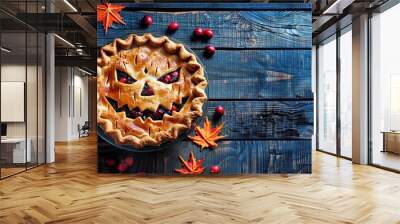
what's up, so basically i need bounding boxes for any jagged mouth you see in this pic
[106,96,188,121]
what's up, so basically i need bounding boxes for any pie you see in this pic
[97,33,208,148]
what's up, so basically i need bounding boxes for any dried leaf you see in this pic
[97,3,126,33]
[188,118,225,150]
[175,151,205,175]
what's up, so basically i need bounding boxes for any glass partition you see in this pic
[317,35,337,154]
[0,3,28,177]
[0,0,46,179]
[339,27,352,158]
[370,4,400,171]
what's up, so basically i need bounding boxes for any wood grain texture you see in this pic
[122,3,312,11]
[97,11,312,49]
[98,139,311,174]
[194,49,312,99]
[2,136,400,223]
[202,101,313,139]
[97,5,313,174]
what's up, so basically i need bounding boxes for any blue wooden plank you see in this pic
[97,11,312,49]
[201,101,313,140]
[121,3,312,11]
[192,49,312,99]
[96,3,313,174]
[98,139,312,174]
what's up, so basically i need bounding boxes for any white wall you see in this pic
[54,67,89,141]
[1,63,46,163]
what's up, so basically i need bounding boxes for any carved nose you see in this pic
[141,82,154,96]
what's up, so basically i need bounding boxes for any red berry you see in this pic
[171,105,177,112]
[168,22,179,32]
[171,71,179,77]
[124,157,134,166]
[164,74,172,83]
[203,28,213,39]
[119,77,127,83]
[215,105,224,116]
[105,159,115,167]
[205,45,216,56]
[143,15,153,26]
[210,165,220,174]
[193,27,203,37]
[117,163,128,172]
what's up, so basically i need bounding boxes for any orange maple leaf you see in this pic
[175,151,205,175]
[188,118,225,150]
[97,3,126,33]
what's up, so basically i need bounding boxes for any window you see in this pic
[0,0,47,179]
[339,28,352,158]
[370,3,400,171]
[317,36,337,154]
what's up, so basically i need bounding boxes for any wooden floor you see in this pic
[1,136,400,224]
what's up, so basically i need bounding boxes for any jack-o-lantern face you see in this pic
[97,34,207,148]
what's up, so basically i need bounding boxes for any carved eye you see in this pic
[158,68,180,84]
[117,70,136,84]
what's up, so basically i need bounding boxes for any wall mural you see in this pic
[97,3,313,175]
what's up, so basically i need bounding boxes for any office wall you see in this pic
[55,67,89,141]
[1,64,41,139]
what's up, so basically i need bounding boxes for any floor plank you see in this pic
[1,135,400,224]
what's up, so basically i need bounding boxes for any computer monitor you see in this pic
[1,123,7,137]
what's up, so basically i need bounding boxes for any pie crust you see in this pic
[97,33,208,148]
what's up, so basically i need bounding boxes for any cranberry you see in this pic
[205,45,216,57]
[171,71,179,78]
[168,22,179,32]
[193,27,203,38]
[203,28,213,39]
[130,109,143,118]
[105,159,115,167]
[119,76,127,83]
[152,107,166,120]
[143,15,153,27]
[124,157,134,166]
[215,105,224,116]
[210,165,220,174]
[118,163,128,172]
[171,105,177,112]
[163,74,172,83]
[170,71,179,81]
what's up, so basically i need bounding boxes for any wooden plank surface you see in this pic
[97,5,313,174]
[195,49,312,99]
[97,11,312,49]
[202,101,313,139]
[122,3,312,11]
[98,139,311,174]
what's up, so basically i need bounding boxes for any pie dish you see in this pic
[97,33,208,148]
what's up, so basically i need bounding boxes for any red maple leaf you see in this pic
[175,151,205,175]
[97,3,126,33]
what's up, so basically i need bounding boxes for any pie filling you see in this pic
[106,96,188,121]
[157,68,180,84]
[117,70,136,84]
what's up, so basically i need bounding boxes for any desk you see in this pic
[1,138,31,163]
[382,131,400,154]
